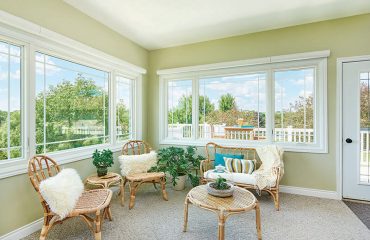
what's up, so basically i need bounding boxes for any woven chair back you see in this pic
[121,140,151,156]
[205,142,259,163]
[28,155,60,192]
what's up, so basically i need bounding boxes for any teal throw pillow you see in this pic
[214,153,244,167]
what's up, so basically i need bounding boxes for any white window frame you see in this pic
[0,11,146,179]
[158,51,328,153]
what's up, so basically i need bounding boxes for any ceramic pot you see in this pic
[206,182,235,197]
[97,167,108,177]
[173,175,186,191]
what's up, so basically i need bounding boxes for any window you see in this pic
[0,16,145,179]
[198,73,266,140]
[274,68,315,143]
[159,52,328,153]
[116,76,133,142]
[0,41,22,160]
[35,52,109,154]
[167,80,192,140]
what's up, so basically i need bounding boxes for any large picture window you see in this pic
[35,52,110,154]
[0,41,22,160]
[159,54,328,153]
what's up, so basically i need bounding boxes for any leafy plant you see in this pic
[151,146,204,187]
[210,176,230,190]
[92,149,113,168]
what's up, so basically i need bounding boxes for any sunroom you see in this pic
[0,1,370,240]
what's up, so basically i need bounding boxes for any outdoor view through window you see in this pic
[166,68,315,144]
[0,41,22,160]
[35,53,109,154]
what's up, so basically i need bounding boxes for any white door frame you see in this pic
[336,55,370,199]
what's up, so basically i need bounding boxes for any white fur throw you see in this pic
[118,151,157,176]
[39,168,84,219]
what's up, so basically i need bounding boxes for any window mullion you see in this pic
[266,68,274,144]
[110,71,116,145]
[28,45,36,157]
[192,76,199,140]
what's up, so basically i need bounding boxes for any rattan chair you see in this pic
[121,140,168,209]
[28,155,113,240]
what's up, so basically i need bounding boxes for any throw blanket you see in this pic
[254,145,284,191]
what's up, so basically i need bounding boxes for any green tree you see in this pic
[219,93,236,112]
[168,95,215,124]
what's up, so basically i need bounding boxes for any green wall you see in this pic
[0,0,369,236]
[147,13,370,192]
[0,0,148,236]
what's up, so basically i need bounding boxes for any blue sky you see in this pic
[168,68,314,113]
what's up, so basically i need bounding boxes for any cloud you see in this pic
[35,55,61,76]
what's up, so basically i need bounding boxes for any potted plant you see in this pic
[152,146,204,190]
[92,149,113,177]
[206,176,235,197]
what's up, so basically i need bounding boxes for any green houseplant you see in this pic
[92,149,113,177]
[152,146,204,190]
[207,176,235,197]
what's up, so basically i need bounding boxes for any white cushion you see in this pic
[204,170,277,187]
[39,168,84,219]
[204,170,256,185]
[118,151,157,176]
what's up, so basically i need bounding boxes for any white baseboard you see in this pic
[280,185,341,200]
[0,218,43,240]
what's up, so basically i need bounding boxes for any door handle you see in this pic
[345,138,353,143]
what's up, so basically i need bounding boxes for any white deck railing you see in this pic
[168,123,314,143]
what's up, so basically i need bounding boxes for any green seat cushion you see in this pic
[214,153,244,167]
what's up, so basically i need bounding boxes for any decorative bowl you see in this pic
[206,182,235,198]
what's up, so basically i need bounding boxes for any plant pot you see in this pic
[173,175,187,191]
[97,167,108,177]
[206,182,235,197]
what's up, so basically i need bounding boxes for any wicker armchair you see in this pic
[121,140,168,209]
[200,142,282,210]
[28,155,112,240]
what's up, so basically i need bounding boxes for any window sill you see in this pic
[0,143,125,180]
[159,139,328,154]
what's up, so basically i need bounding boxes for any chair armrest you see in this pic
[200,159,214,177]
[272,166,282,186]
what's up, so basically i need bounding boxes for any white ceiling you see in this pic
[64,0,370,50]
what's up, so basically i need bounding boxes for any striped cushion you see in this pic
[224,157,255,174]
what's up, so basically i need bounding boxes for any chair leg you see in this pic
[160,177,168,201]
[94,211,102,240]
[129,181,138,209]
[39,224,49,240]
[120,179,127,207]
[267,189,280,211]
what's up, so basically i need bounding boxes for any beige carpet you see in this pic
[23,186,370,240]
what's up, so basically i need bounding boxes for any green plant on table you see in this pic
[92,149,113,177]
[211,176,230,190]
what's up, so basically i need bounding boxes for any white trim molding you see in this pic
[157,50,330,75]
[0,218,43,240]
[336,55,370,200]
[280,185,341,200]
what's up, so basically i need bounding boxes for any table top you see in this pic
[187,185,256,212]
[86,172,122,185]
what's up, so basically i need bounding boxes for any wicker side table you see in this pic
[85,172,124,206]
[183,185,262,240]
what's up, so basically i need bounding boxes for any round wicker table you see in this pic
[85,172,124,206]
[183,185,262,240]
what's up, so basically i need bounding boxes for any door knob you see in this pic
[345,138,352,143]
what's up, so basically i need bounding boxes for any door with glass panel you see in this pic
[343,60,370,201]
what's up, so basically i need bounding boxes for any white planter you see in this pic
[173,175,186,191]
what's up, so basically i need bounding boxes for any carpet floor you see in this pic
[23,187,370,240]
[344,200,370,229]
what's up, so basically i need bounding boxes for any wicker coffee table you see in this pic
[183,185,262,240]
[85,172,124,206]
